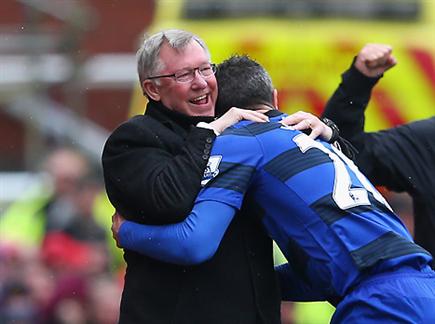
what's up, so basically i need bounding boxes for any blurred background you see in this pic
[0,0,433,323]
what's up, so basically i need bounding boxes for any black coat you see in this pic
[102,100,280,324]
[323,64,435,265]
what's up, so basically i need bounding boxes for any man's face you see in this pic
[151,40,217,116]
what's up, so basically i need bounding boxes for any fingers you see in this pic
[239,109,269,123]
[280,110,310,127]
[282,112,315,131]
[355,43,397,77]
[385,56,398,71]
[307,126,322,140]
[111,211,123,248]
[361,43,392,64]
[291,119,322,139]
[281,111,333,141]
[209,107,270,134]
[227,107,269,122]
[281,111,313,128]
[290,119,312,131]
[280,115,300,126]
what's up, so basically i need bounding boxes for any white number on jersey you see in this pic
[293,134,392,211]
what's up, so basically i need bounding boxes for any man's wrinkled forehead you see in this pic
[159,40,210,71]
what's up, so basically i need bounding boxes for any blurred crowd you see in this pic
[0,147,123,324]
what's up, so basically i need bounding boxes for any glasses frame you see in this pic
[146,63,217,83]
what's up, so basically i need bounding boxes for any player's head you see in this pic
[215,55,277,116]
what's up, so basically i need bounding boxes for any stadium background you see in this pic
[0,0,434,323]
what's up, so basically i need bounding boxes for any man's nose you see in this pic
[191,69,208,88]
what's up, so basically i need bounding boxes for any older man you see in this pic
[102,29,279,324]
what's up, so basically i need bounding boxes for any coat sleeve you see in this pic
[345,119,435,192]
[102,117,216,224]
[322,62,435,192]
[322,61,381,142]
[321,62,396,186]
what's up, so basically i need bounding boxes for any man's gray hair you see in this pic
[136,29,211,90]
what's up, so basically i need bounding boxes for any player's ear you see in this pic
[143,80,161,101]
[273,89,279,109]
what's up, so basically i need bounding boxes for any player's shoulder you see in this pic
[222,121,283,137]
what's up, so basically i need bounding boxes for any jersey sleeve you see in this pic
[117,126,263,265]
[119,200,237,265]
[195,131,263,209]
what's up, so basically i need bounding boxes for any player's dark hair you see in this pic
[215,55,274,117]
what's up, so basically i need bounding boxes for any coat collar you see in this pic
[145,100,215,131]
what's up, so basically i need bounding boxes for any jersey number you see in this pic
[293,134,391,211]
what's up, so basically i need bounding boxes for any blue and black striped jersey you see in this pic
[197,110,432,297]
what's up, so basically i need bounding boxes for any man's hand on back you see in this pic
[281,111,334,141]
[204,107,270,135]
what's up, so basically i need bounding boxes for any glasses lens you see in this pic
[175,71,193,82]
[199,64,215,77]
[174,64,216,83]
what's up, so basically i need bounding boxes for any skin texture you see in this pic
[354,43,397,77]
[143,40,218,117]
[280,111,333,141]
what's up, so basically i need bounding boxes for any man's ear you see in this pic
[143,80,161,101]
[273,89,279,109]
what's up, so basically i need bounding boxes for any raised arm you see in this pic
[320,44,406,183]
[114,200,237,265]
[322,43,396,142]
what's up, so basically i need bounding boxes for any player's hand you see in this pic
[280,111,333,141]
[207,107,269,135]
[354,43,397,78]
[111,212,126,248]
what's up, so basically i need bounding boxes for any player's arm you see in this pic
[111,129,260,265]
[113,200,237,265]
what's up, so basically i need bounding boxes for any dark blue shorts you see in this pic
[332,266,435,323]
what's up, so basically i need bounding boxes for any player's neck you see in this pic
[248,103,276,111]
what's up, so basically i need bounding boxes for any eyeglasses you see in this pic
[146,63,217,83]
